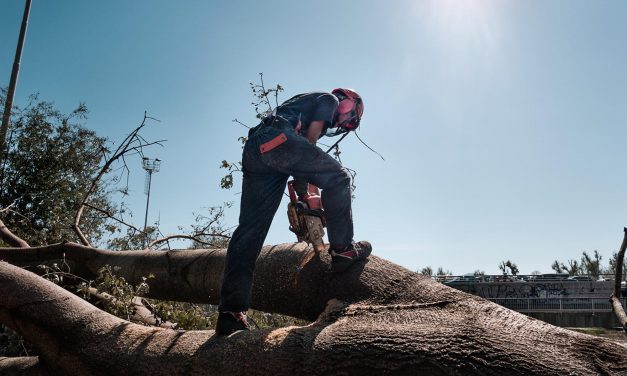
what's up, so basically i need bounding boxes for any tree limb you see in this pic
[148,233,230,249]
[611,227,627,332]
[0,202,16,214]
[0,218,29,248]
[83,203,145,235]
[124,140,166,155]
[0,356,46,375]
[85,287,175,329]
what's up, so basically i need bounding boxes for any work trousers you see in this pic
[218,118,353,312]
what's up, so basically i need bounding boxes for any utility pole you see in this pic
[0,0,33,187]
[142,157,161,246]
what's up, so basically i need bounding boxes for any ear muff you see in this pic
[337,98,355,114]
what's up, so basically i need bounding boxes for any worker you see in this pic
[216,88,371,335]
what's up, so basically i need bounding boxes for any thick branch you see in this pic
[85,287,175,328]
[0,356,46,375]
[612,227,627,331]
[611,295,627,329]
[0,218,29,248]
[0,242,414,318]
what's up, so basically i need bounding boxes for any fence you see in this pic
[488,297,627,313]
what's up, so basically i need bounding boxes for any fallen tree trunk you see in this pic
[0,242,447,320]
[1,244,627,375]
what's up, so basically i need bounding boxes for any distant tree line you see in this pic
[551,250,627,280]
[419,250,626,280]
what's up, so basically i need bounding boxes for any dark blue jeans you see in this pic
[218,118,354,312]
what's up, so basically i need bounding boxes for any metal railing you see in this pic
[488,297,627,312]
[435,273,620,283]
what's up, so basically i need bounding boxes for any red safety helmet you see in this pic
[330,88,364,135]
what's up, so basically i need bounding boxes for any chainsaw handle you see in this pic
[287,181,298,203]
[288,180,323,209]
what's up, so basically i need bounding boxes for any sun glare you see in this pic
[421,0,499,47]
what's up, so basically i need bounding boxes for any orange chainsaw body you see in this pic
[287,181,326,252]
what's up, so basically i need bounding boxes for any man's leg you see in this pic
[218,170,288,313]
[217,126,292,335]
[216,167,287,335]
[256,125,371,272]
[283,144,372,272]
[260,129,355,247]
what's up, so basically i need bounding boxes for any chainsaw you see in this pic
[286,180,326,253]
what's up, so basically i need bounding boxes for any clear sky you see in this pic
[2,0,626,275]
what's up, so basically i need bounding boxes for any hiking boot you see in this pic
[330,241,372,273]
[215,311,252,336]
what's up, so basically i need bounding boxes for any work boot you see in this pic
[215,311,252,336]
[330,241,372,273]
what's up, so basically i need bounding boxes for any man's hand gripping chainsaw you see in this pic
[286,180,326,253]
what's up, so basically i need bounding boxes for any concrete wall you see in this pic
[447,280,622,328]
[524,311,621,329]
[449,280,614,299]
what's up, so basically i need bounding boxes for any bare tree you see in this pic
[551,260,562,274]
[566,259,582,275]
[499,260,518,276]
[435,266,451,276]
[72,112,164,247]
[473,269,485,277]
[507,260,519,276]
[418,265,432,276]
[581,250,603,280]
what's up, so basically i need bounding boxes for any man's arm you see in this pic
[294,120,325,199]
[306,120,325,144]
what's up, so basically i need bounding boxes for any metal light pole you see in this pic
[0,0,33,188]
[142,157,161,244]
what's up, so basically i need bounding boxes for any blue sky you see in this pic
[2,1,626,274]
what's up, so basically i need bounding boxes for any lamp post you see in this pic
[0,0,33,188]
[142,157,161,244]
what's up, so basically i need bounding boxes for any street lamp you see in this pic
[142,157,161,239]
[0,0,33,188]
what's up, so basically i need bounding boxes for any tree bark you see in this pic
[1,244,627,375]
[84,287,175,329]
[612,227,627,331]
[0,219,29,248]
[0,357,46,376]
